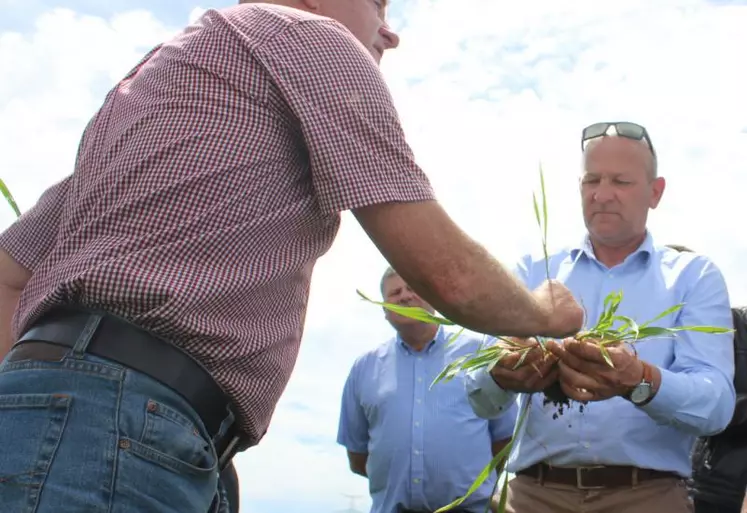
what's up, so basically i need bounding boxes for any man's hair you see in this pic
[380,266,399,297]
[666,244,695,253]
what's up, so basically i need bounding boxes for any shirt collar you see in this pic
[569,230,654,265]
[396,325,444,354]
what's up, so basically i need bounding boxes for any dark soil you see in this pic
[541,380,586,419]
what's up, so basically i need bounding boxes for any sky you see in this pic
[1,0,746,511]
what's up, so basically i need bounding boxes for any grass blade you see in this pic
[0,179,21,218]
[446,326,465,346]
[356,290,455,326]
[540,164,548,245]
[639,303,684,328]
[435,398,531,512]
[598,345,614,367]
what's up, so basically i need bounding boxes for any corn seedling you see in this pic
[356,163,733,513]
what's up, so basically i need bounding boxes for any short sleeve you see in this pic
[336,360,370,454]
[255,19,436,214]
[0,176,70,271]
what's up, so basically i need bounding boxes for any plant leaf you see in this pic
[639,303,684,328]
[598,345,614,367]
[636,326,677,338]
[0,179,21,218]
[669,325,734,334]
[531,191,542,232]
[356,290,455,326]
[446,326,465,347]
[434,398,531,512]
[540,164,548,244]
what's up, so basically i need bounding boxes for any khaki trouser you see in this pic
[504,474,694,513]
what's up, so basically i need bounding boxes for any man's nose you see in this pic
[592,183,615,203]
[380,23,400,50]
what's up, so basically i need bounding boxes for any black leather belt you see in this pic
[9,307,252,469]
[517,462,680,489]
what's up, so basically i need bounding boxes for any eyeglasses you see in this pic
[581,121,657,158]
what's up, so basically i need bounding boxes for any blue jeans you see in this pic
[0,338,230,512]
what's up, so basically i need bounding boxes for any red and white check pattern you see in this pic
[0,4,435,441]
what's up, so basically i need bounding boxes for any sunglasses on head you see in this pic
[581,121,657,158]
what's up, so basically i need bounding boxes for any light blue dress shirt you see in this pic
[465,232,735,478]
[337,326,517,513]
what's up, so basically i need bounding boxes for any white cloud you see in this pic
[1,1,746,512]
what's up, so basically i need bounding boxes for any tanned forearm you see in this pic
[353,200,550,337]
[421,240,549,337]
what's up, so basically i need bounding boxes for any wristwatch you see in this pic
[625,362,656,406]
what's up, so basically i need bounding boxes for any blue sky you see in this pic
[1,0,747,512]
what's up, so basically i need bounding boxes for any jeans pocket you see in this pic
[0,393,72,512]
[120,398,217,476]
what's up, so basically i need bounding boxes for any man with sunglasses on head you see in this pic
[464,122,736,512]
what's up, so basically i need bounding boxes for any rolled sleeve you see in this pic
[256,19,436,215]
[464,367,518,419]
[0,177,70,272]
[640,257,736,436]
[336,363,369,454]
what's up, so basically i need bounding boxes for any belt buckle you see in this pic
[575,466,606,490]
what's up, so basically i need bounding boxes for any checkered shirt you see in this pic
[0,4,435,441]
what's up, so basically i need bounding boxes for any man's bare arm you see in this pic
[346,451,368,478]
[0,249,31,358]
[352,200,581,338]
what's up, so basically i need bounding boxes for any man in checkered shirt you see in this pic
[0,1,584,511]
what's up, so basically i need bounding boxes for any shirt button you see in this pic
[413,478,420,484]
[414,449,420,455]
[415,399,422,404]
[414,421,420,427]
[417,377,423,383]
[583,442,590,448]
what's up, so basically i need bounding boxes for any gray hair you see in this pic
[380,266,399,297]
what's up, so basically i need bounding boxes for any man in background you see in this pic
[464,122,735,512]
[337,267,517,513]
[667,245,747,513]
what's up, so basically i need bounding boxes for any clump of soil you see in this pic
[541,380,586,419]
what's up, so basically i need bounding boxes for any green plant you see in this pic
[356,164,733,513]
[0,179,20,218]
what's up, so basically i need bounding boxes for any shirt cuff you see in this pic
[467,367,517,416]
[639,366,689,423]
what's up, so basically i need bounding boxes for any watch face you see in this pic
[631,383,652,404]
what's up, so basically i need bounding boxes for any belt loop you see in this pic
[631,468,639,488]
[71,314,103,357]
[538,464,545,486]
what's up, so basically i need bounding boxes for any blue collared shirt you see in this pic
[464,232,735,477]
[337,326,517,513]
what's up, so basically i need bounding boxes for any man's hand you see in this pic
[489,338,560,393]
[549,339,653,402]
[531,280,585,339]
